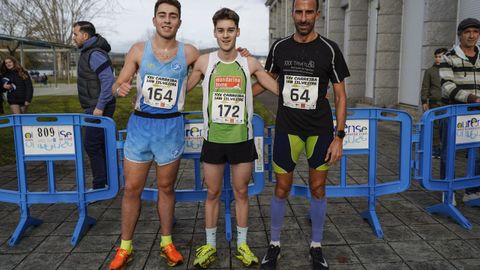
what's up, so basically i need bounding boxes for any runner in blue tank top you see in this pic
[108,1,199,269]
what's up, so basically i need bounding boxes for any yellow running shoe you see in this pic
[160,243,183,266]
[109,247,133,270]
[236,243,259,267]
[193,244,217,269]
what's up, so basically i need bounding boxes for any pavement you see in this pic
[1,91,480,270]
[32,83,77,97]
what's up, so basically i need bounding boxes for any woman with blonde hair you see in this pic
[1,56,34,114]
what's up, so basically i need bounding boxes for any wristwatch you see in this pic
[336,130,346,139]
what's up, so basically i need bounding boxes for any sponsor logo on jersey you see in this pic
[171,61,182,72]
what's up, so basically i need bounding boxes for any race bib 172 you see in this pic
[211,92,246,124]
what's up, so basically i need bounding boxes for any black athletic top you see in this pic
[265,34,350,136]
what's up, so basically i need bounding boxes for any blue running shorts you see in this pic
[124,113,184,165]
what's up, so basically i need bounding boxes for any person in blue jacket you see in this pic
[72,21,116,190]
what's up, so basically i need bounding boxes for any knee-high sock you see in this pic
[310,196,327,243]
[270,195,287,242]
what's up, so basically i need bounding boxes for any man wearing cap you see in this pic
[439,17,480,202]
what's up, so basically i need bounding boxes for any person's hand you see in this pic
[24,101,30,106]
[93,108,103,116]
[116,77,133,97]
[237,47,251,57]
[3,83,12,90]
[325,137,343,166]
[422,103,429,112]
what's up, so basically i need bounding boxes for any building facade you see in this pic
[265,0,480,107]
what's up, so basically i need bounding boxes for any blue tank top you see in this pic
[136,40,188,114]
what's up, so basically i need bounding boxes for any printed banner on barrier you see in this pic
[254,137,264,173]
[22,125,75,155]
[334,120,369,150]
[184,123,204,154]
[456,114,480,144]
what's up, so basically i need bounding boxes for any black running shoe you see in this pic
[310,247,329,270]
[260,244,281,270]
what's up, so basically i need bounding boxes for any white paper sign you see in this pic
[456,114,480,144]
[184,123,204,154]
[334,120,369,150]
[22,125,75,155]
[254,136,264,173]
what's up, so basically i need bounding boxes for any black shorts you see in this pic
[8,101,26,106]
[273,130,333,173]
[200,139,258,164]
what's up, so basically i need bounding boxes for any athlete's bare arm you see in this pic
[248,57,279,95]
[184,43,200,67]
[113,42,144,97]
[325,81,347,165]
[186,53,208,91]
[252,71,278,96]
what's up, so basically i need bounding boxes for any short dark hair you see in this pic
[73,21,96,37]
[154,0,181,18]
[292,0,320,12]
[212,8,240,27]
[434,48,447,55]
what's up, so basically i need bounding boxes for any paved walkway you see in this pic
[1,97,480,270]
[32,83,77,96]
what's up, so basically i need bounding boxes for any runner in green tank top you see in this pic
[186,8,278,269]
[206,57,251,143]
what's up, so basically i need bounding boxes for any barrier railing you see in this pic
[289,108,412,238]
[0,114,119,246]
[415,104,480,229]
[117,112,266,241]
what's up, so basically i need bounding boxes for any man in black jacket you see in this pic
[73,21,116,189]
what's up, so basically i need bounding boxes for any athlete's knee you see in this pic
[124,181,143,198]
[310,183,326,199]
[274,184,291,199]
[206,187,221,201]
[157,181,174,195]
[233,186,248,201]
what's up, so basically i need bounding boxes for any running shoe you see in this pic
[160,243,183,266]
[310,246,329,270]
[260,244,280,270]
[193,244,217,269]
[235,243,259,266]
[109,247,133,270]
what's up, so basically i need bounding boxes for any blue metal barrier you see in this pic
[415,104,480,229]
[265,125,274,183]
[0,114,119,246]
[289,108,412,238]
[117,112,266,241]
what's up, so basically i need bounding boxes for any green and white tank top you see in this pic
[201,51,253,144]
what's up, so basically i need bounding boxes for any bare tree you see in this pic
[1,0,118,44]
[0,0,118,78]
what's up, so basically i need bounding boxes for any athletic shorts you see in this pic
[8,101,26,106]
[200,139,258,164]
[273,130,333,173]
[124,112,184,165]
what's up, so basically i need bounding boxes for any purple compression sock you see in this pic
[310,196,327,242]
[270,195,287,241]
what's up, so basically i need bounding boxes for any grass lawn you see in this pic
[0,86,275,166]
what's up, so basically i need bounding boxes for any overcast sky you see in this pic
[93,0,270,55]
